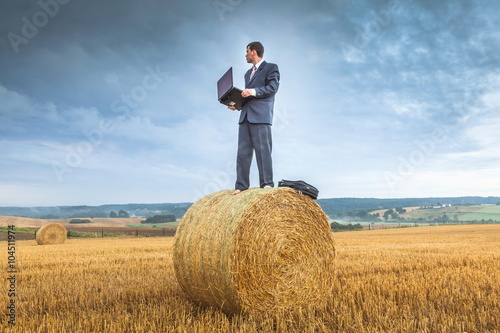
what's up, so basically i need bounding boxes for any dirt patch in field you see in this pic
[0,229,37,241]
[0,226,175,241]
[66,226,176,237]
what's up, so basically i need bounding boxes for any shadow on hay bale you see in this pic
[36,223,67,245]
[173,187,336,315]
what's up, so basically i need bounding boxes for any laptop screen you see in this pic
[217,67,233,100]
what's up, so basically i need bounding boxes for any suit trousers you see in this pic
[235,119,274,190]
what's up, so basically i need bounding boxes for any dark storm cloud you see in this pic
[1,0,499,205]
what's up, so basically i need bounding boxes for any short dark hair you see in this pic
[247,41,264,58]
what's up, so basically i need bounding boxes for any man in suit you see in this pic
[229,41,280,195]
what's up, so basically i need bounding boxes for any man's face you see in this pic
[245,47,256,64]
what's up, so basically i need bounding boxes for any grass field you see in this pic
[1,225,499,332]
[459,205,500,221]
[376,205,500,222]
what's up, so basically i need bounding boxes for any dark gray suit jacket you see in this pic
[238,61,280,125]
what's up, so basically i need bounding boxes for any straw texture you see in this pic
[173,187,336,314]
[36,223,67,245]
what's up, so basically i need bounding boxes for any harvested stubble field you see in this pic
[1,225,499,332]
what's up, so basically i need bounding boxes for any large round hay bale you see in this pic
[36,223,67,245]
[173,187,336,314]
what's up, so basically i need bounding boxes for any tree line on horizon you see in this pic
[1,196,499,220]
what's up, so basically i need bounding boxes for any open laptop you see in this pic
[217,67,247,110]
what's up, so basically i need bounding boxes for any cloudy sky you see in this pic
[1,0,499,206]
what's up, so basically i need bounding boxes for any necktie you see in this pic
[250,65,257,79]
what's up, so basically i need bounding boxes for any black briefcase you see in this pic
[278,179,319,199]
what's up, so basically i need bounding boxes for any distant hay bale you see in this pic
[36,223,67,245]
[173,187,336,314]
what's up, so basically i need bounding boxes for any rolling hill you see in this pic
[0,216,143,228]
[373,205,500,222]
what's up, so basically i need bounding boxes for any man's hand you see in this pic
[228,105,236,111]
[241,89,252,98]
